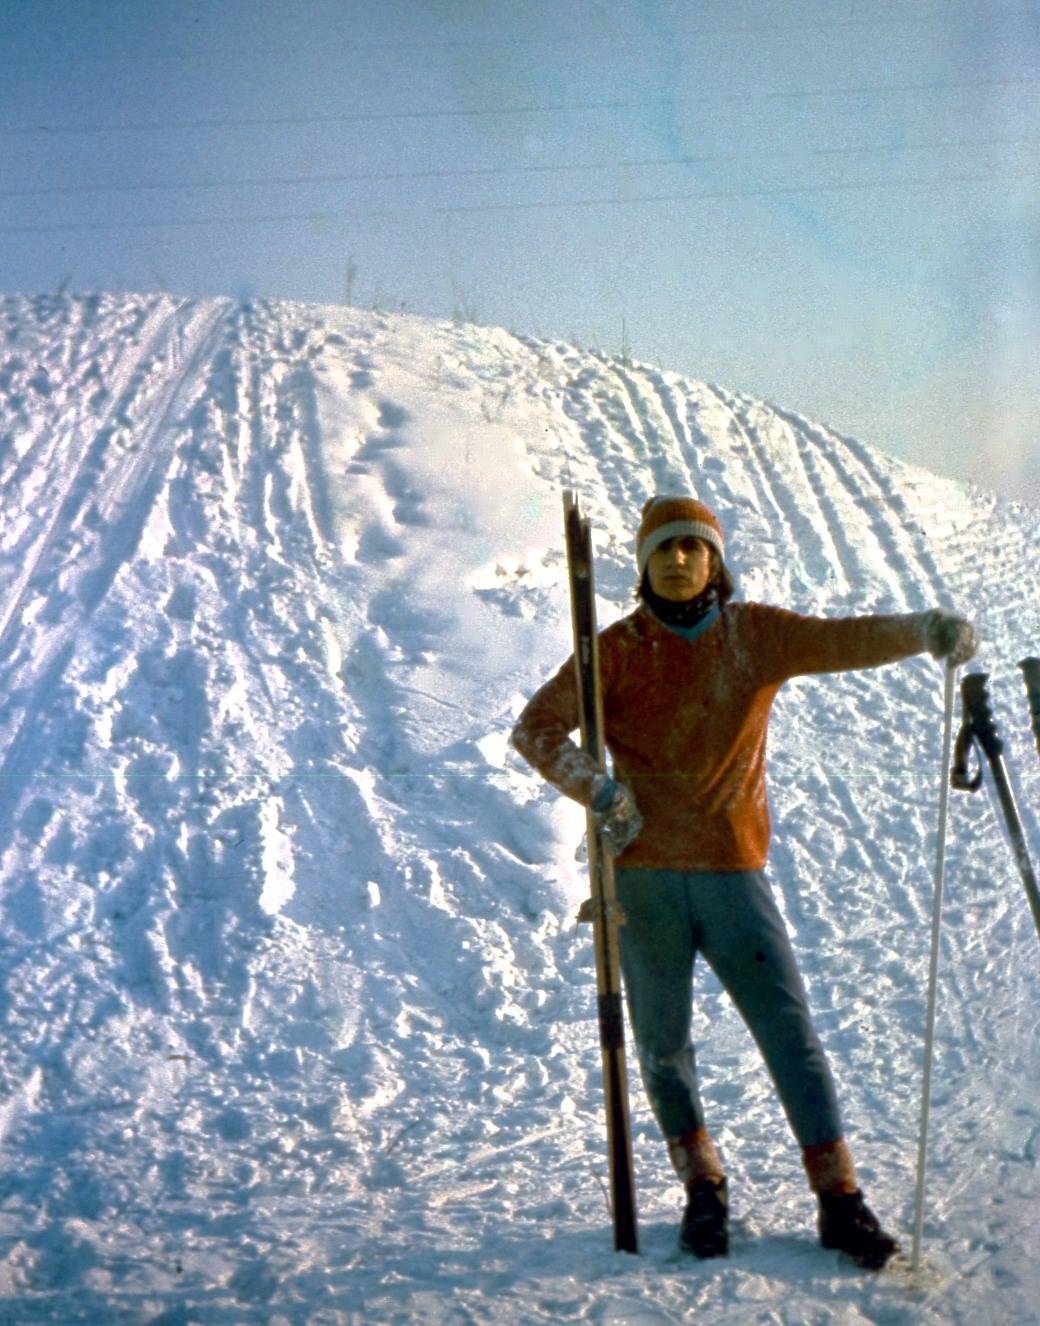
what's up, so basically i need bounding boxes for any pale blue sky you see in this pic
[2,1,1038,502]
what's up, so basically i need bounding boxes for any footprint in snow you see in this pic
[166,582,197,623]
[377,399,409,430]
[357,524,405,562]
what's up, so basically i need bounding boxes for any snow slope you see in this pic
[0,291,1038,1324]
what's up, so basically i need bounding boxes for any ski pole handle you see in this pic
[952,673,988,792]
[961,673,1003,760]
[1019,658,1040,759]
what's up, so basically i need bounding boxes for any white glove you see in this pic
[924,610,978,667]
[590,775,644,857]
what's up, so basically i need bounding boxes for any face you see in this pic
[646,536,715,601]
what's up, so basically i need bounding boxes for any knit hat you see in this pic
[636,494,723,567]
[636,495,734,598]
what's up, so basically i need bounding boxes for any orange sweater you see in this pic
[510,602,929,870]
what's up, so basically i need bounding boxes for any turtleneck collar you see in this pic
[640,582,721,632]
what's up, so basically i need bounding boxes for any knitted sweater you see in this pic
[510,602,929,870]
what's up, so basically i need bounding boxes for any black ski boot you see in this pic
[679,1176,729,1258]
[818,1189,899,1270]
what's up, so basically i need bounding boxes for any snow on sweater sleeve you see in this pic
[509,626,626,807]
[509,653,598,806]
[747,604,931,683]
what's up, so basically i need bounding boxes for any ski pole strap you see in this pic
[952,673,1000,792]
[951,721,983,793]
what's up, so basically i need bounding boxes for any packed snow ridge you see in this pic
[0,291,1038,1324]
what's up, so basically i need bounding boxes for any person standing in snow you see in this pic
[510,494,977,1269]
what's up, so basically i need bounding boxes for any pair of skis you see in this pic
[563,491,639,1254]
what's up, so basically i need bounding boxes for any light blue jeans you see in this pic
[615,868,843,1147]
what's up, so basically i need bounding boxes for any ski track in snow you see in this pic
[0,292,1037,1323]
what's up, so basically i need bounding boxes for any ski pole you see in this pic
[952,673,1040,944]
[911,662,958,1273]
[1019,658,1040,762]
[563,491,639,1255]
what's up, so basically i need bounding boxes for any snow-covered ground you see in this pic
[0,291,1038,1324]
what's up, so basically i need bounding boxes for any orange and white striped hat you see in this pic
[636,495,726,575]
